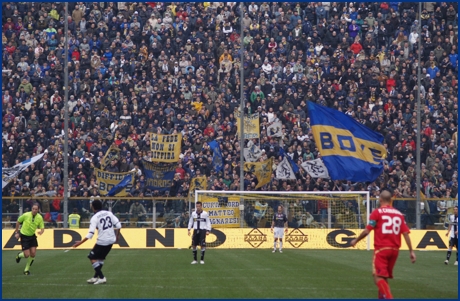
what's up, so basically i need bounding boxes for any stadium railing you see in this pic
[1,196,456,230]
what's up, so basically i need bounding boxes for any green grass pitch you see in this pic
[2,249,458,299]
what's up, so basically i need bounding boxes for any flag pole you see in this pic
[63,2,70,228]
[239,3,245,227]
[239,3,245,192]
[415,2,422,229]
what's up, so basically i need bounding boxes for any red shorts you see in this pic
[373,248,399,279]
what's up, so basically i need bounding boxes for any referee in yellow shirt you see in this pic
[14,203,45,275]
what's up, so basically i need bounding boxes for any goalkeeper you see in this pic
[271,205,288,253]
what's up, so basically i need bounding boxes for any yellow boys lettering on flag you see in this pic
[235,110,260,139]
[150,133,182,163]
[244,157,273,189]
[308,102,387,182]
[189,175,208,200]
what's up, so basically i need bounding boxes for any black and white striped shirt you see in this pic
[188,210,212,232]
[449,214,458,238]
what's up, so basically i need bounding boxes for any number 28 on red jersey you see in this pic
[366,206,410,250]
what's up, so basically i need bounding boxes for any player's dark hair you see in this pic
[196,201,202,206]
[32,203,40,209]
[92,199,103,211]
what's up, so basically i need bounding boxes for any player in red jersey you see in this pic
[351,190,416,299]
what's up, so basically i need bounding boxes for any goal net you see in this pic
[195,190,371,250]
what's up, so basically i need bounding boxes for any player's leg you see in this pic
[374,276,392,299]
[373,250,394,299]
[445,238,453,264]
[455,238,458,265]
[200,231,206,264]
[24,246,37,274]
[17,235,31,263]
[279,229,284,252]
[191,231,198,264]
[95,245,111,284]
[87,245,107,284]
[273,236,278,252]
[16,249,29,262]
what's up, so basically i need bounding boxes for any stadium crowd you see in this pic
[1,2,458,227]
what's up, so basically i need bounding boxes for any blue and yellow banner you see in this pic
[95,169,134,196]
[308,102,386,182]
[208,140,224,173]
[142,160,177,192]
[107,173,134,197]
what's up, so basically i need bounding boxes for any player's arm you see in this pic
[402,231,416,263]
[350,228,371,247]
[271,215,275,232]
[284,215,288,232]
[351,211,378,247]
[73,217,97,248]
[112,214,122,243]
[37,215,45,235]
[187,212,194,236]
[400,216,416,263]
[37,218,45,235]
[14,214,25,239]
[205,211,211,235]
[446,217,452,236]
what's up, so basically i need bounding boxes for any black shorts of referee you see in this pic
[20,233,38,250]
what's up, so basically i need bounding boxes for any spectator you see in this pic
[1,2,457,229]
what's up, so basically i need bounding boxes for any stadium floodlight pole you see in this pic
[415,2,422,230]
[63,1,70,228]
[239,3,245,227]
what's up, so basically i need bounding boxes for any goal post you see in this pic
[195,190,371,250]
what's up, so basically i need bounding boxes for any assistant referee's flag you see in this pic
[308,101,386,182]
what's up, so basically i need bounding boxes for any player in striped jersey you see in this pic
[444,206,458,265]
[72,200,122,284]
[188,201,211,264]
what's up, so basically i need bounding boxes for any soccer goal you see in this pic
[195,190,371,250]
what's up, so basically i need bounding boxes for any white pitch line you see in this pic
[1,282,415,291]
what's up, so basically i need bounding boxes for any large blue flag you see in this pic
[278,147,299,173]
[308,102,386,182]
[208,140,224,173]
[107,173,133,197]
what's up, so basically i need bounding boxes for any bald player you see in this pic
[351,190,416,299]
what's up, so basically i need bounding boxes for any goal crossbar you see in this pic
[195,190,371,250]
